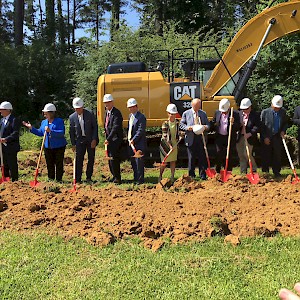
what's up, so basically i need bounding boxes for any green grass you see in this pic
[0,233,299,299]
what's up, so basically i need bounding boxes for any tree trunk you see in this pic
[110,0,120,41]
[57,0,66,51]
[45,0,56,45]
[72,0,75,44]
[14,0,24,46]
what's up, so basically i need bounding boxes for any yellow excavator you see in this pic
[97,0,300,129]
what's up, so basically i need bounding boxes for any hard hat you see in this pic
[0,101,13,110]
[103,94,114,103]
[42,103,56,112]
[271,95,283,108]
[166,104,178,114]
[193,124,205,135]
[127,98,138,108]
[73,97,84,108]
[240,98,252,110]
[219,98,230,112]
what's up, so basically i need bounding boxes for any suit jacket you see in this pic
[260,107,288,140]
[179,108,210,146]
[236,110,260,145]
[128,111,147,151]
[0,114,21,152]
[69,109,99,145]
[293,105,300,141]
[210,109,241,141]
[104,106,123,144]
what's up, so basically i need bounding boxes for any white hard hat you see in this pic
[166,104,178,114]
[127,98,138,108]
[103,94,114,103]
[42,103,56,112]
[240,98,252,110]
[193,124,205,135]
[271,95,283,108]
[0,101,13,110]
[219,98,230,112]
[73,97,84,108]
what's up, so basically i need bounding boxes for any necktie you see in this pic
[105,112,110,131]
[128,114,134,141]
[0,118,5,138]
[194,112,199,125]
[78,114,85,136]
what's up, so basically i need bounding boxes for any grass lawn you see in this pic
[0,232,300,299]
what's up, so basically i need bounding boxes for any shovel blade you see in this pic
[0,176,10,183]
[206,168,216,178]
[220,170,232,182]
[132,154,144,158]
[292,176,300,184]
[30,179,39,187]
[246,172,260,184]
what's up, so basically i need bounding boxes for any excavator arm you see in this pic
[204,0,300,99]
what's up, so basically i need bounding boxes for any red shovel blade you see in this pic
[30,179,40,187]
[246,172,260,184]
[0,176,10,183]
[220,170,232,182]
[206,168,216,178]
[70,179,77,192]
[292,176,300,184]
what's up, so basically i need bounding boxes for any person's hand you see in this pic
[22,121,32,130]
[279,282,300,300]
[91,139,97,148]
[104,140,109,145]
[45,126,51,133]
[264,137,270,145]
[0,138,6,143]
[72,146,76,152]
[280,131,285,138]
[188,126,193,131]
[245,133,252,139]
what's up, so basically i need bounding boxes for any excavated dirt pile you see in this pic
[0,172,300,251]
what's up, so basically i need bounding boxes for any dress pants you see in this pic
[215,134,236,172]
[108,141,122,181]
[236,138,257,173]
[3,149,18,181]
[261,134,282,175]
[187,135,207,178]
[44,147,66,181]
[76,139,95,182]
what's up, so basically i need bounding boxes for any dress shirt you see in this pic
[219,112,228,135]
[78,114,86,136]
[128,113,135,141]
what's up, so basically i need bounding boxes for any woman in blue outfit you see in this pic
[23,103,67,182]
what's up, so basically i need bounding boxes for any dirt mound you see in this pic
[0,174,300,250]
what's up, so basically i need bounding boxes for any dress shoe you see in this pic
[113,179,122,185]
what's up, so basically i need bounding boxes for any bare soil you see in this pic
[1,153,300,251]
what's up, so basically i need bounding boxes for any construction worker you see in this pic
[292,104,300,165]
[127,98,147,184]
[23,103,67,182]
[179,98,210,180]
[0,101,21,181]
[69,97,99,183]
[103,94,123,184]
[210,98,241,173]
[236,98,260,174]
[260,95,288,177]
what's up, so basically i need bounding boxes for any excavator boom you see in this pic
[204,0,300,99]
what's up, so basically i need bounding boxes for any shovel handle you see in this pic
[130,143,137,154]
[282,137,296,171]
[226,107,234,161]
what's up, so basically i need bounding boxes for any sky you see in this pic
[76,5,141,41]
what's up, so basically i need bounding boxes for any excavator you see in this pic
[97,0,300,160]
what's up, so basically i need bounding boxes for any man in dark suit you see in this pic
[0,101,21,181]
[127,98,147,184]
[179,98,210,179]
[69,97,99,183]
[103,94,123,184]
[210,98,241,173]
[260,95,288,177]
[293,105,300,165]
[236,98,260,174]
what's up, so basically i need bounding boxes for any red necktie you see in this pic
[105,112,110,129]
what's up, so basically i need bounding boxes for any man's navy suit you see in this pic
[69,109,99,182]
[128,111,146,184]
[0,114,21,181]
[105,106,123,182]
